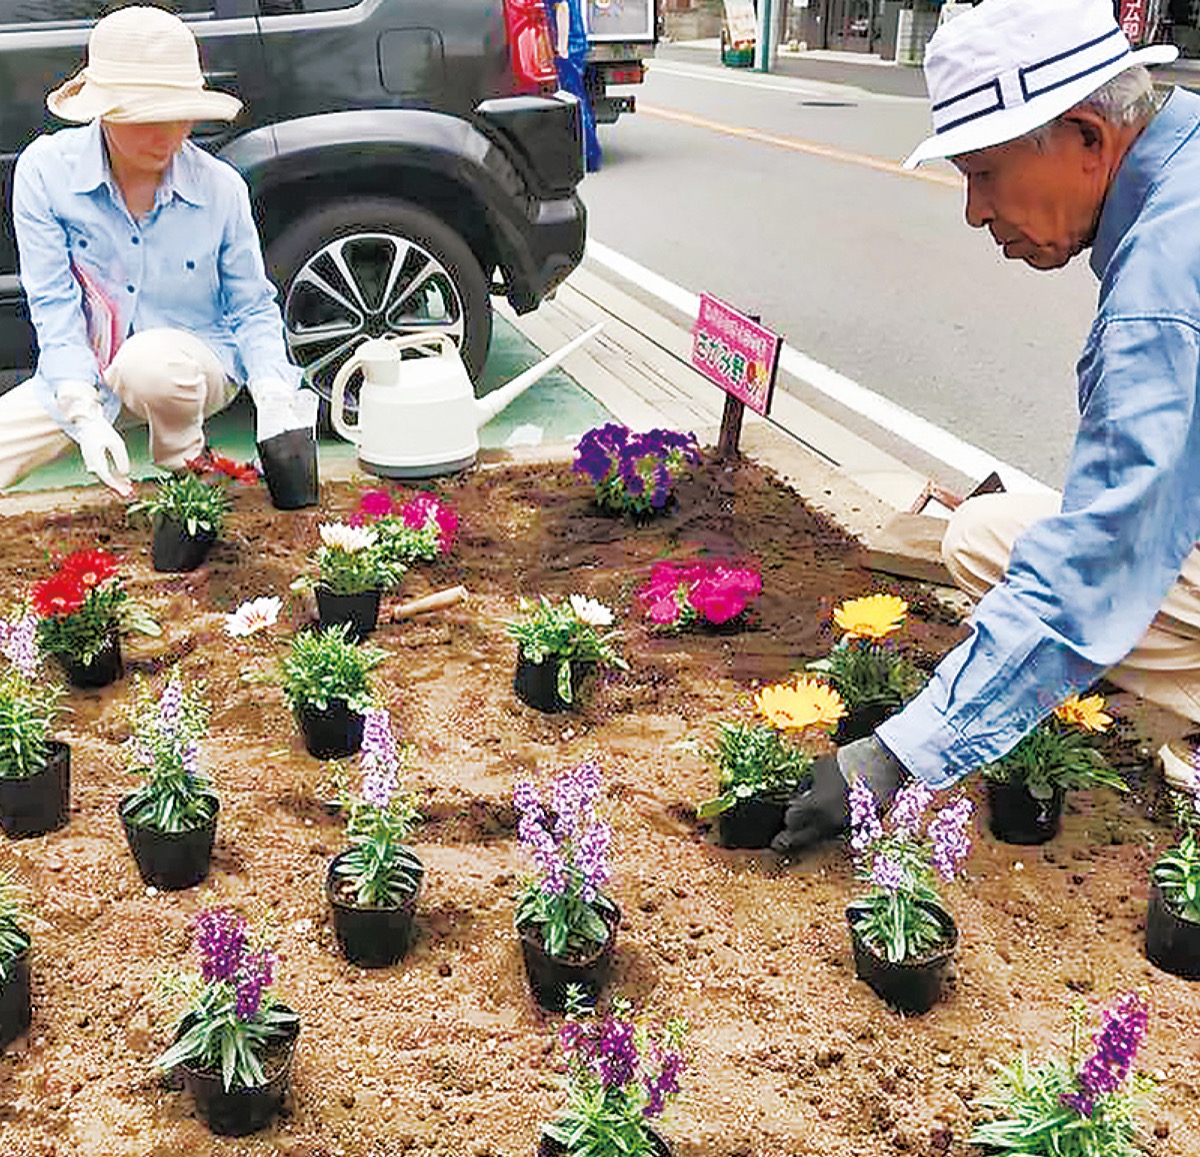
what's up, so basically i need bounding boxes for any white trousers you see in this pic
[0,328,237,488]
[943,492,1200,725]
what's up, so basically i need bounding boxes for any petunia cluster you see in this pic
[635,558,762,630]
[348,487,458,565]
[514,761,617,959]
[573,423,701,517]
[1061,991,1149,1118]
[543,995,687,1153]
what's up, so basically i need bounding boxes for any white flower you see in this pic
[224,596,282,638]
[319,522,378,553]
[570,594,614,627]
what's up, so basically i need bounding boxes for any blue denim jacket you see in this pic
[11,121,299,430]
[879,87,1200,787]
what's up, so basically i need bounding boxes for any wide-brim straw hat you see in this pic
[47,5,242,124]
[903,0,1177,169]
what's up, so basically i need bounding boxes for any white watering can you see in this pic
[329,325,603,478]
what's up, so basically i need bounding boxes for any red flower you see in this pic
[58,548,119,590]
[184,451,259,484]
[31,573,87,618]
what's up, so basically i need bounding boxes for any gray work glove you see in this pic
[57,380,132,498]
[771,735,907,854]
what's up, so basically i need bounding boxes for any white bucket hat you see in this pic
[903,0,1177,169]
[47,5,242,124]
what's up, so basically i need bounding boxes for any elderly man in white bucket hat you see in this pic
[0,4,317,508]
[774,0,1200,852]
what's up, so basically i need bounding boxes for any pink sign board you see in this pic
[691,293,781,416]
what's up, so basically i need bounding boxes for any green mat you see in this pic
[11,316,611,492]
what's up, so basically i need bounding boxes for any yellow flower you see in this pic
[1053,693,1113,733]
[756,677,845,733]
[833,594,908,642]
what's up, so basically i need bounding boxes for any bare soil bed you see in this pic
[1,455,1198,1157]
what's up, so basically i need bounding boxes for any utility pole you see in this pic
[755,0,775,72]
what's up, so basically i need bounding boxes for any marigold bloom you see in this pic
[58,547,119,590]
[756,677,845,732]
[1053,693,1113,733]
[31,573,87,618]
[833,593,908,641]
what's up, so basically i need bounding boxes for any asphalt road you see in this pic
[582,53,1104,490]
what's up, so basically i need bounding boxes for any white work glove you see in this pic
[56,380,132,499]
[248,378,316,444]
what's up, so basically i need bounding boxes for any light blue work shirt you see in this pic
[11,120,299,430]
[879,87,1200,788]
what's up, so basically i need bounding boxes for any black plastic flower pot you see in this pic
[176,1007,300,1136]
[834,703,897,746]
[846,901,957,1015]
[1145,879,1200,981]
[316,589,382,643]
[119,794,219,891]
[55,634,123,690]
[985,780,1065,846]
[258,428,319,510]
[0,741,70,839]
[0,946,32,1049]
[513,657,594,714]
[326,850,424,968]
[296,700,364,760]
[715,795,787,850]
[539,1128,670,1156]
[518,906,619,1013]
[151,512,217,573]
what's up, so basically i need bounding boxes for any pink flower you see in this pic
[401,493,458,552]
[646,595,683,625]
[353,489,394,524]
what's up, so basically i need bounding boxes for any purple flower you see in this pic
[360,708,400,807]
[2,614,39,678]
[889,782,933,840]
[181,740,200,780]
[158,677,183,732]
[518,812,568,896]
[1064,992,1149,1116]
[595,1016,637,1088]
[575,820,612,902]
[513,779,546,823]
[552,758,602,842]
[194,908,247,984]
[928,797,974,881]
[848,778,882,853]
[870,853,906,891]
[234,949,275,1020]
[643,1051,684,1117]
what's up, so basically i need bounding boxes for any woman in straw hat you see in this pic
[774,0,1200,851]
[0,3,317,507]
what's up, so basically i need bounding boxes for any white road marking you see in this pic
[586,239,1053,494]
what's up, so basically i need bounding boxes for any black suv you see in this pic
[0,0,586,404]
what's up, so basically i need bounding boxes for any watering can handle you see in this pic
[329,349,365,443]
[385,332,456,358]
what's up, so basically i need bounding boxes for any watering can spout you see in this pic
[474,323,604,427]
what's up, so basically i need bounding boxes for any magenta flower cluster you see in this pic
[1061,992,1149,1117]
[348,487,458,552]
[634,559,762,629]
[359,707,400,808]
[514,761,612,903]
[193,908,276,1021]
[558,1013,684,1119]
[573,423,701,513]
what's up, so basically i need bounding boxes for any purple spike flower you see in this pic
[575,820,612,902]
[643,1051,685,1118]
[360,707,400,808]
[2,614,39,678]
[158,676,183,732]
[928,797,974,881]
[595,1016,637,1088]
[848,778,883,852]
[518,810,568,896]
[194,908,247,984]
[1062,992,1149,1117]
[234,949,275,1020]
[889,782,934,840]
[870,853,906,891]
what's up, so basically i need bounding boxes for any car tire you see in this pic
[266,196,492,426]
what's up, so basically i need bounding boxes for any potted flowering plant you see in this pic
[349,487,459,567]
[970,991,1152,1156]
[506,595,628,712]
[327,707,424,968]
[119,673,218,891]
[132,468,235,573]
[846,778,973,1014]
[981,694,1126,845]
[157,907,300,1136]
[697,676,844,849]
[635,558,762,632]
[514,760,618,1011]
[0,614,69,838]
[808,593,926,744]
[572,423,701,520]
[293,521,405,641]
[1146,790,1200,980]
[0,867,32,1049]
[31,547,160,689]
[539,993,687,1157]
[280,624,385,759]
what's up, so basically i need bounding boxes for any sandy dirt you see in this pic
[0,455,1198,1157]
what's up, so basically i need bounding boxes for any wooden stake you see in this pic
[391,585,468,622]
